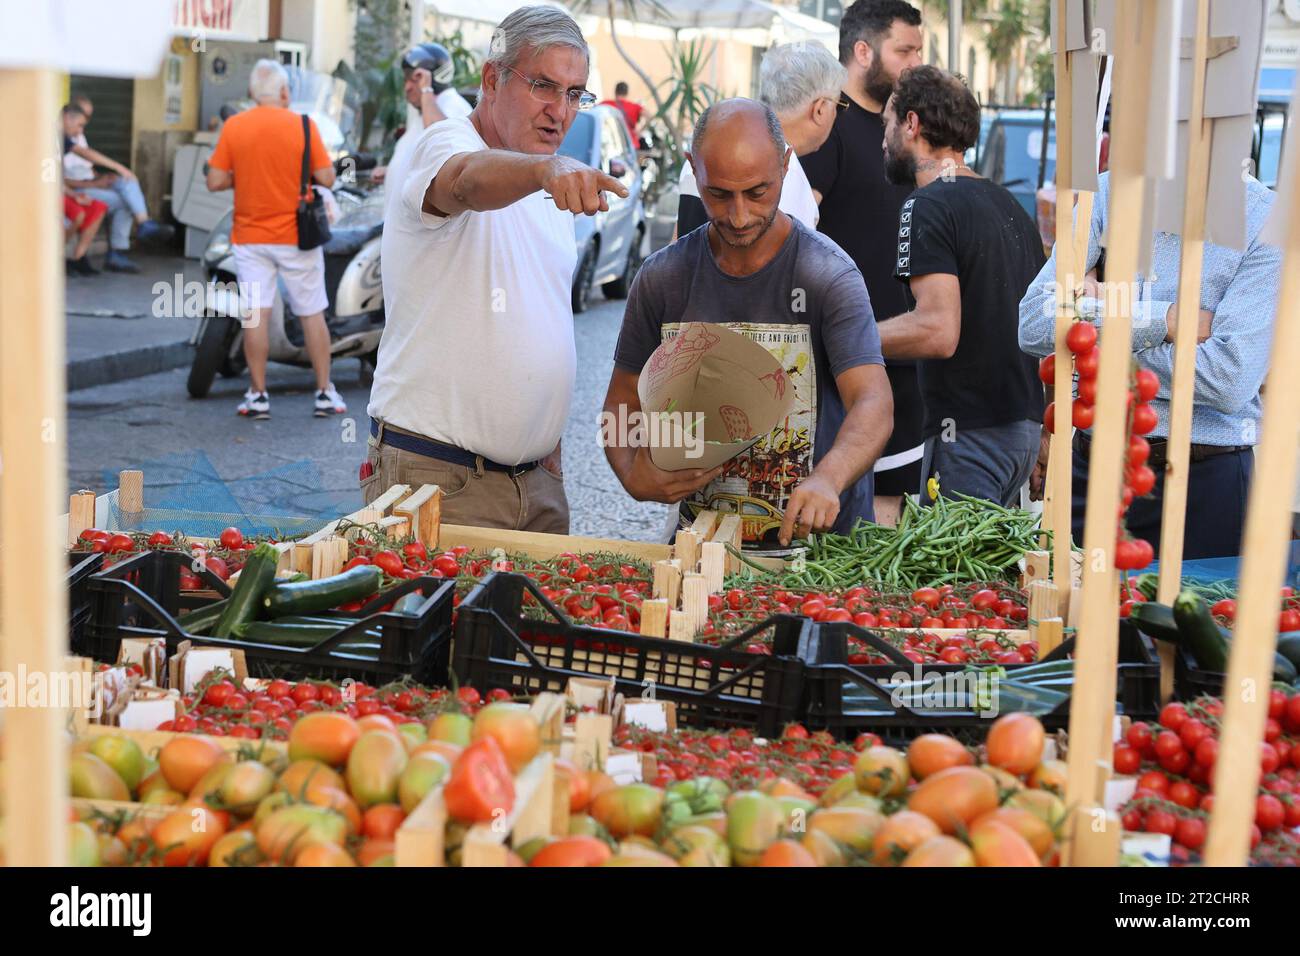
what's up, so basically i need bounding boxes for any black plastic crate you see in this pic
[799,620,1161,744]
[1170,645,1295,701]
[453,572,808,737]
[68,550,106,655]
[83,549,455,685]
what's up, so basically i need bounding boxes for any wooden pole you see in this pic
[1155,0,1213,704]
[0,67,68,866]
[1063,0,1155,866]
[1047,0,1079,596]
[1203,112,1300,869]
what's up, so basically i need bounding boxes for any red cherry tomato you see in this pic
[1065,320,1098,354]
[219,527,244,550]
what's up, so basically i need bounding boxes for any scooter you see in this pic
[186,173,386,399]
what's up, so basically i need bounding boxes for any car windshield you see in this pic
[981,118,1056,189]
[558,112,594,162]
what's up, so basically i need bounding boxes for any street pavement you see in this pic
[66,289,674,542]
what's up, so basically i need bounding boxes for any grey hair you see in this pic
[693,99,787,160]
[248,58,289,101]
[486,5,588,85]
[759,43,846,117]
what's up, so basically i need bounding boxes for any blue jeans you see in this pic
[74,178,148,251]
[920,420,1040,507]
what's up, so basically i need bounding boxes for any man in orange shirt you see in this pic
[206,59,342,420]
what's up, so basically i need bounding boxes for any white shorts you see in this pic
[231,243,328,315]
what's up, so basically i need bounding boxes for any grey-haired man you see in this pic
[367,5,627,533]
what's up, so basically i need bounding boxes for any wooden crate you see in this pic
[78,723,287,761]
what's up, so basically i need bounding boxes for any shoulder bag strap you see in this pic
[300,113,311,202]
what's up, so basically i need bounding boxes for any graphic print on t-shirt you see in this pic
[661,322,815,545]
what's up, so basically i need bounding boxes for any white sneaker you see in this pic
[314,383,346,417]
[237,389,270,420]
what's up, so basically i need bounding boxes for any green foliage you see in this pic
[431,29,482,90]
[654,38,721,180]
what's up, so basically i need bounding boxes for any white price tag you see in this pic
[1104,777,1138,814]
[622,701,668,733]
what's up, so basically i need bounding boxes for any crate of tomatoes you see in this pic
[452,571,809,738]
[83,547,455,686]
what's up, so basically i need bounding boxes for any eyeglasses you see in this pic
[500,66,597,110]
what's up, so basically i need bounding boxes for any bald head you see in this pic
[688,99,791,250]
[692,98,786,163]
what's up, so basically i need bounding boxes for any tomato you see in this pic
[1136,770,1169,795]
[1280,609,1300,632]
[1112,745,1140,776]
[1043,401,1056,433]
[441,736,516,824]
[400,541,428,563]
[370,550,403,577]
[852,611,878,628]
[1158,748,1190,775]
[1065,321,1097,354]
[343,556,372,571]
[145,531,173,548]
[1174,816,1206,850]
[1131,402,1158,435]
[1255,793,1285,831]
[1071,398,1094,430]
[1167,780,1199,809]
[1037,353,1055,385]
[1121,809,1144,831]
[1210,598,1236,622]
[800,599,827,620]
[1178,719,1211,752]
[202,681,236,708]
[1144,808,1177,836]
[106,533,135,553]
[1159,702,1189,731]
[290,683,320,706]
[202,556,230,581]
[911,587,941,610]
[1260,742,1280,776]
[782,723,810,740]
[1073,345,1099,379]
[432,554,461,577]
[1134,368,1159,403]
[1194,736,1218,769]
[970,589,998,612]
[1149,729,1185,761]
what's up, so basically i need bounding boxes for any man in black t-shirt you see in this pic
[802,0,924,527]
[875,65,1046,508]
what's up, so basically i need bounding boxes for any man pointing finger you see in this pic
[368,6,621,532]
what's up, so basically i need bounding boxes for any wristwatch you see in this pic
[421,87,436,95]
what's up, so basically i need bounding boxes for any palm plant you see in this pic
[656,38,721,165]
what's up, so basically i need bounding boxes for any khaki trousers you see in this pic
[361,435,570,534]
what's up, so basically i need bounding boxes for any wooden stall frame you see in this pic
[1203,67,1300,867]
[1063,0,1156,867]
[1155,0,1214,703]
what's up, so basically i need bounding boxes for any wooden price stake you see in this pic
[1062,0,1156,867]
[1045,0,1098,612]
[0,66,68,865]
[1155,0,1214,702]
[1204,90,1300,867]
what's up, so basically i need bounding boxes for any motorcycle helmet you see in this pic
[401,43,455,93]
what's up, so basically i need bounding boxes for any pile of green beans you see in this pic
[776,493,1048,591]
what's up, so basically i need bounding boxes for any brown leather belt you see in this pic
[1073,431,1250,470]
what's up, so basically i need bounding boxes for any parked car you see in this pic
[557,104,647,313]
[977,108,1056,219]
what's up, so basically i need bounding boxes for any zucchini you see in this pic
[1277,632,1300,670]
[1172,591,1296,681]
[262,565,382,617]
[1171,590,1230,672]
[212,543,281,638]
[1132,573,1160,602]
[232,620,346,645]
[177,599,229,635]
[1128,601,1180,644]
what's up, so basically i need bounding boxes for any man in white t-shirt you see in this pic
[674,42,845,237]
[366,5,627,533]
[373,42,474,213]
